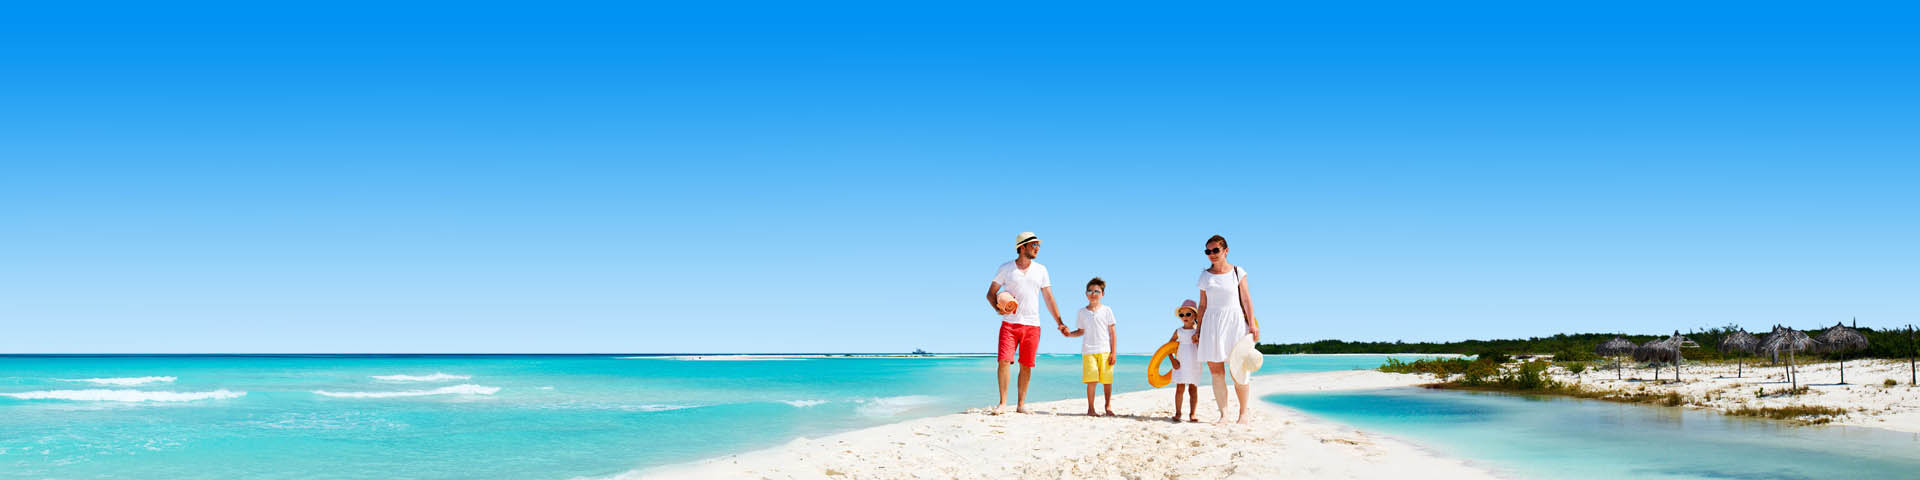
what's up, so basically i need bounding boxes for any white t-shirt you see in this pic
[1077,305,1117,354]
[993,260,1051,326]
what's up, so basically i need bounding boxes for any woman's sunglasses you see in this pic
[1204,247,1222,255]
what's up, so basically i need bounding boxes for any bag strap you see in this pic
[1235,266,1254,325]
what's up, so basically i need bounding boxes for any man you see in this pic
[986,232,1064,414]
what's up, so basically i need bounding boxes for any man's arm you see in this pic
[986,282,1003,314]
[1042,286,1063,329]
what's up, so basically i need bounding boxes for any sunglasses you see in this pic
[1179,312,1194,318]
[1204,247,1222,255]
[1086,290,1103,295]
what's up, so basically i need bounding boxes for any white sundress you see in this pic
[1196,266,1249,365]
[1172,327,1205,385]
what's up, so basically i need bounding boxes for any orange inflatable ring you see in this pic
[1147,340,1179,388]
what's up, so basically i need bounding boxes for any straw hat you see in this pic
[1014,232,1040,247]
[1175,299,1198,317]
[1229,334,1263,384]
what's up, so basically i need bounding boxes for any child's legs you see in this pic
[1173,386,1185,415]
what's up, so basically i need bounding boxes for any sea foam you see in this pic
[60,376,177,386]
[781,399,829,408]
[370,373,471,382]
[313,384,501,398]
[854,395,939,417]
[0,389,244,402]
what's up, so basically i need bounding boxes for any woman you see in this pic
[1190,234,1260,425]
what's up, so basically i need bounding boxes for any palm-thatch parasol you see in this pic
[1760,325,1821,391]
[1596,336,1637,380]
[1816,320,1869,385]
[1634,331,1698,382]
[1718,329,1759,378]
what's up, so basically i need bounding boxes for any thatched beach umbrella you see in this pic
[1718,329,1759,378]
[1816,321,1869,385]
[1634,331,1697,382]
[1597,336,1637,380]
[1761,325,1821,391]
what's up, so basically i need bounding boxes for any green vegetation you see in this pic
[1725,405,1850,425]
[1262,324,1917,361]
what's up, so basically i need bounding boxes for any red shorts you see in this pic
[997,322,1041,368]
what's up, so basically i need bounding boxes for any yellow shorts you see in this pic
[1081,353,1114,385]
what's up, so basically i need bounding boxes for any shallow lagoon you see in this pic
[1267,387,1920,480]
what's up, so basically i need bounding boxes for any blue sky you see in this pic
[3,1,1915,353]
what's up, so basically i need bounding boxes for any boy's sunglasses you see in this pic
[1085,289,1103,295]
[1179,312,1194,318]
[1204,247,1222,255]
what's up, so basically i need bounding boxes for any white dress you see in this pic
[1172,327,1205,385]
[1196,267,1248,364]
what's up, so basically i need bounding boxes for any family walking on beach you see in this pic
[985,232,1262,425]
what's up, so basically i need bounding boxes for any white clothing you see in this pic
[1077,305,1116,354]
[1196,267,1249,364]
[992,260,1051,327]
[1172,327,1205,385]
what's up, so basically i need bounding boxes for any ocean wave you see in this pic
[312,384,500,399]
[0,389,244,402]
[370,373,471,383]
[854,395,939,417]
[59,376,176,386]
[781,399,828,408]
[536,401,705,412]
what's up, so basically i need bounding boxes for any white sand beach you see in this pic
[1538,357,1920,433]
[632,370,1497,479]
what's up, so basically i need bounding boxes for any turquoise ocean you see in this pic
[0,353,1431,479]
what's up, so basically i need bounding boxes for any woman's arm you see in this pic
[1239,274,1259,342]
[1193,291,1208,344]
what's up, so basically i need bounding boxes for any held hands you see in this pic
[1057,324,1070,336]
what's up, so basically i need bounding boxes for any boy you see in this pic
[1061,277,1117,416]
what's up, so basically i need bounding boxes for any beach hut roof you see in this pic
[1718,330,1759,354]
[1596,337,1637,357]
[1815,321,1869,353]
[1633,331,1695,364]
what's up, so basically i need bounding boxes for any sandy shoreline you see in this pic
[627,370,1497,479]
[1531,357,1920,433]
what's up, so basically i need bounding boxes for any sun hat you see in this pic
[1014,232,1040,247]
[1229,334,1263,385]
[1175,299,1198,317]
